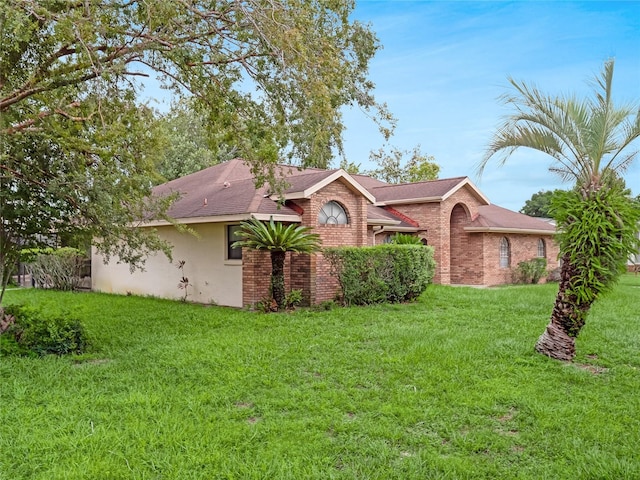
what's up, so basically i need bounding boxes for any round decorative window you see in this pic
[318,201,348,225]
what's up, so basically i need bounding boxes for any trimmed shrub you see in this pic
[325,244,436,305]
[1,304,89,356]
[513,258,548,284]
[22,247,88,291]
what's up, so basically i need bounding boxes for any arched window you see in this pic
[499,237,511,268]
[318,201,348,225]
[537,238,546,258]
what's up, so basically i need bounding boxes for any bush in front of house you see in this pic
[513,258,548,284]
[22,247,88,291]
[389,233,423,245]
[325,244,436,305]
[0,304,89,356]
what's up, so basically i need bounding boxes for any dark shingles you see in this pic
[370,177,468,202]
[470,205,555,231]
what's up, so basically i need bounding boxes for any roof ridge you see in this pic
[246,184,272,213]
[217,158,251,183]
[370,176,468,190]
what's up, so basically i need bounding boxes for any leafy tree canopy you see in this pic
[152,99,236,183]
[0,0,393,303]
[366,145,439,184]
[520,189,564,217]
[1,0,393,173]
[338,158,363,176]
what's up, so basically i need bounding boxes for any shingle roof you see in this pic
[283,169,341,194]
[369,177,489,205]
[153,159,300,220]
[150,159,554,235]
[153,159,373,222]
[466,205,556,234]
[351,174,388,190]
[367,205,418,229]
[370,176,464,201]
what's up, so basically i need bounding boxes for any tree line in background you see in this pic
[520,189,564,218]
[521,188,640,219]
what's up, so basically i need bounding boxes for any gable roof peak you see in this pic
[370,175,489,206]
[277,168,375,204]
[368,175,468,190]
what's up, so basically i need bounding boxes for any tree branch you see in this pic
[2,102,82,134]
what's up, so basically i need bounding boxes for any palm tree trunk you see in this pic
[535,253,592,362]
[270,250,286,310]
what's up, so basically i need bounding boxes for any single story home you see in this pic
[92,159,558,307]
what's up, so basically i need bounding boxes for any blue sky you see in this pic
[343,0,640,211]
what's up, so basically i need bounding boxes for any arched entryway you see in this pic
[449,203,470,284]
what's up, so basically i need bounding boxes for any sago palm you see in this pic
[480,59,640,361]
[232,217,321,310]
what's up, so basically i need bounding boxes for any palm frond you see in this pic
[232,217,321,253]
[480,59,640,191]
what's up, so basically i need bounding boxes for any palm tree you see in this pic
[232,217,321,310]
[480,59,640,361]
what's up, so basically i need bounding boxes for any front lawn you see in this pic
[1,277,639,479]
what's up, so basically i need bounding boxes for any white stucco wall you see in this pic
[92,223,243,307]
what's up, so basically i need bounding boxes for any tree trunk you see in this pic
[535,253,592,362]
[270,250,286,310]
[0,233,18,308]
[535,320,576,362]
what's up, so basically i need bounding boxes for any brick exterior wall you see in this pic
[242,178,368,308]
[242,249,293,308]
[242,180,560,308]
[388,185,485,284]
[481,233,559,285]
[377,185,559,287]
[449,204,486,285]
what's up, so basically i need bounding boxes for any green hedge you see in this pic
[324,244,436,305]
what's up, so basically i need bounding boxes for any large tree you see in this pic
[366,145,440,184]
[0,0,392,307]
[520,189,564,218]
[152,99,236,183]
[0,98,174,305]
[480,59,640,362]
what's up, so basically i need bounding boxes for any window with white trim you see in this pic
[499,237,511,268]
[318,201,348,225]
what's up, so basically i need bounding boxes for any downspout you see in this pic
[372,226,387,245]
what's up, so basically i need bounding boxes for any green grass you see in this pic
[1,276,640,479]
